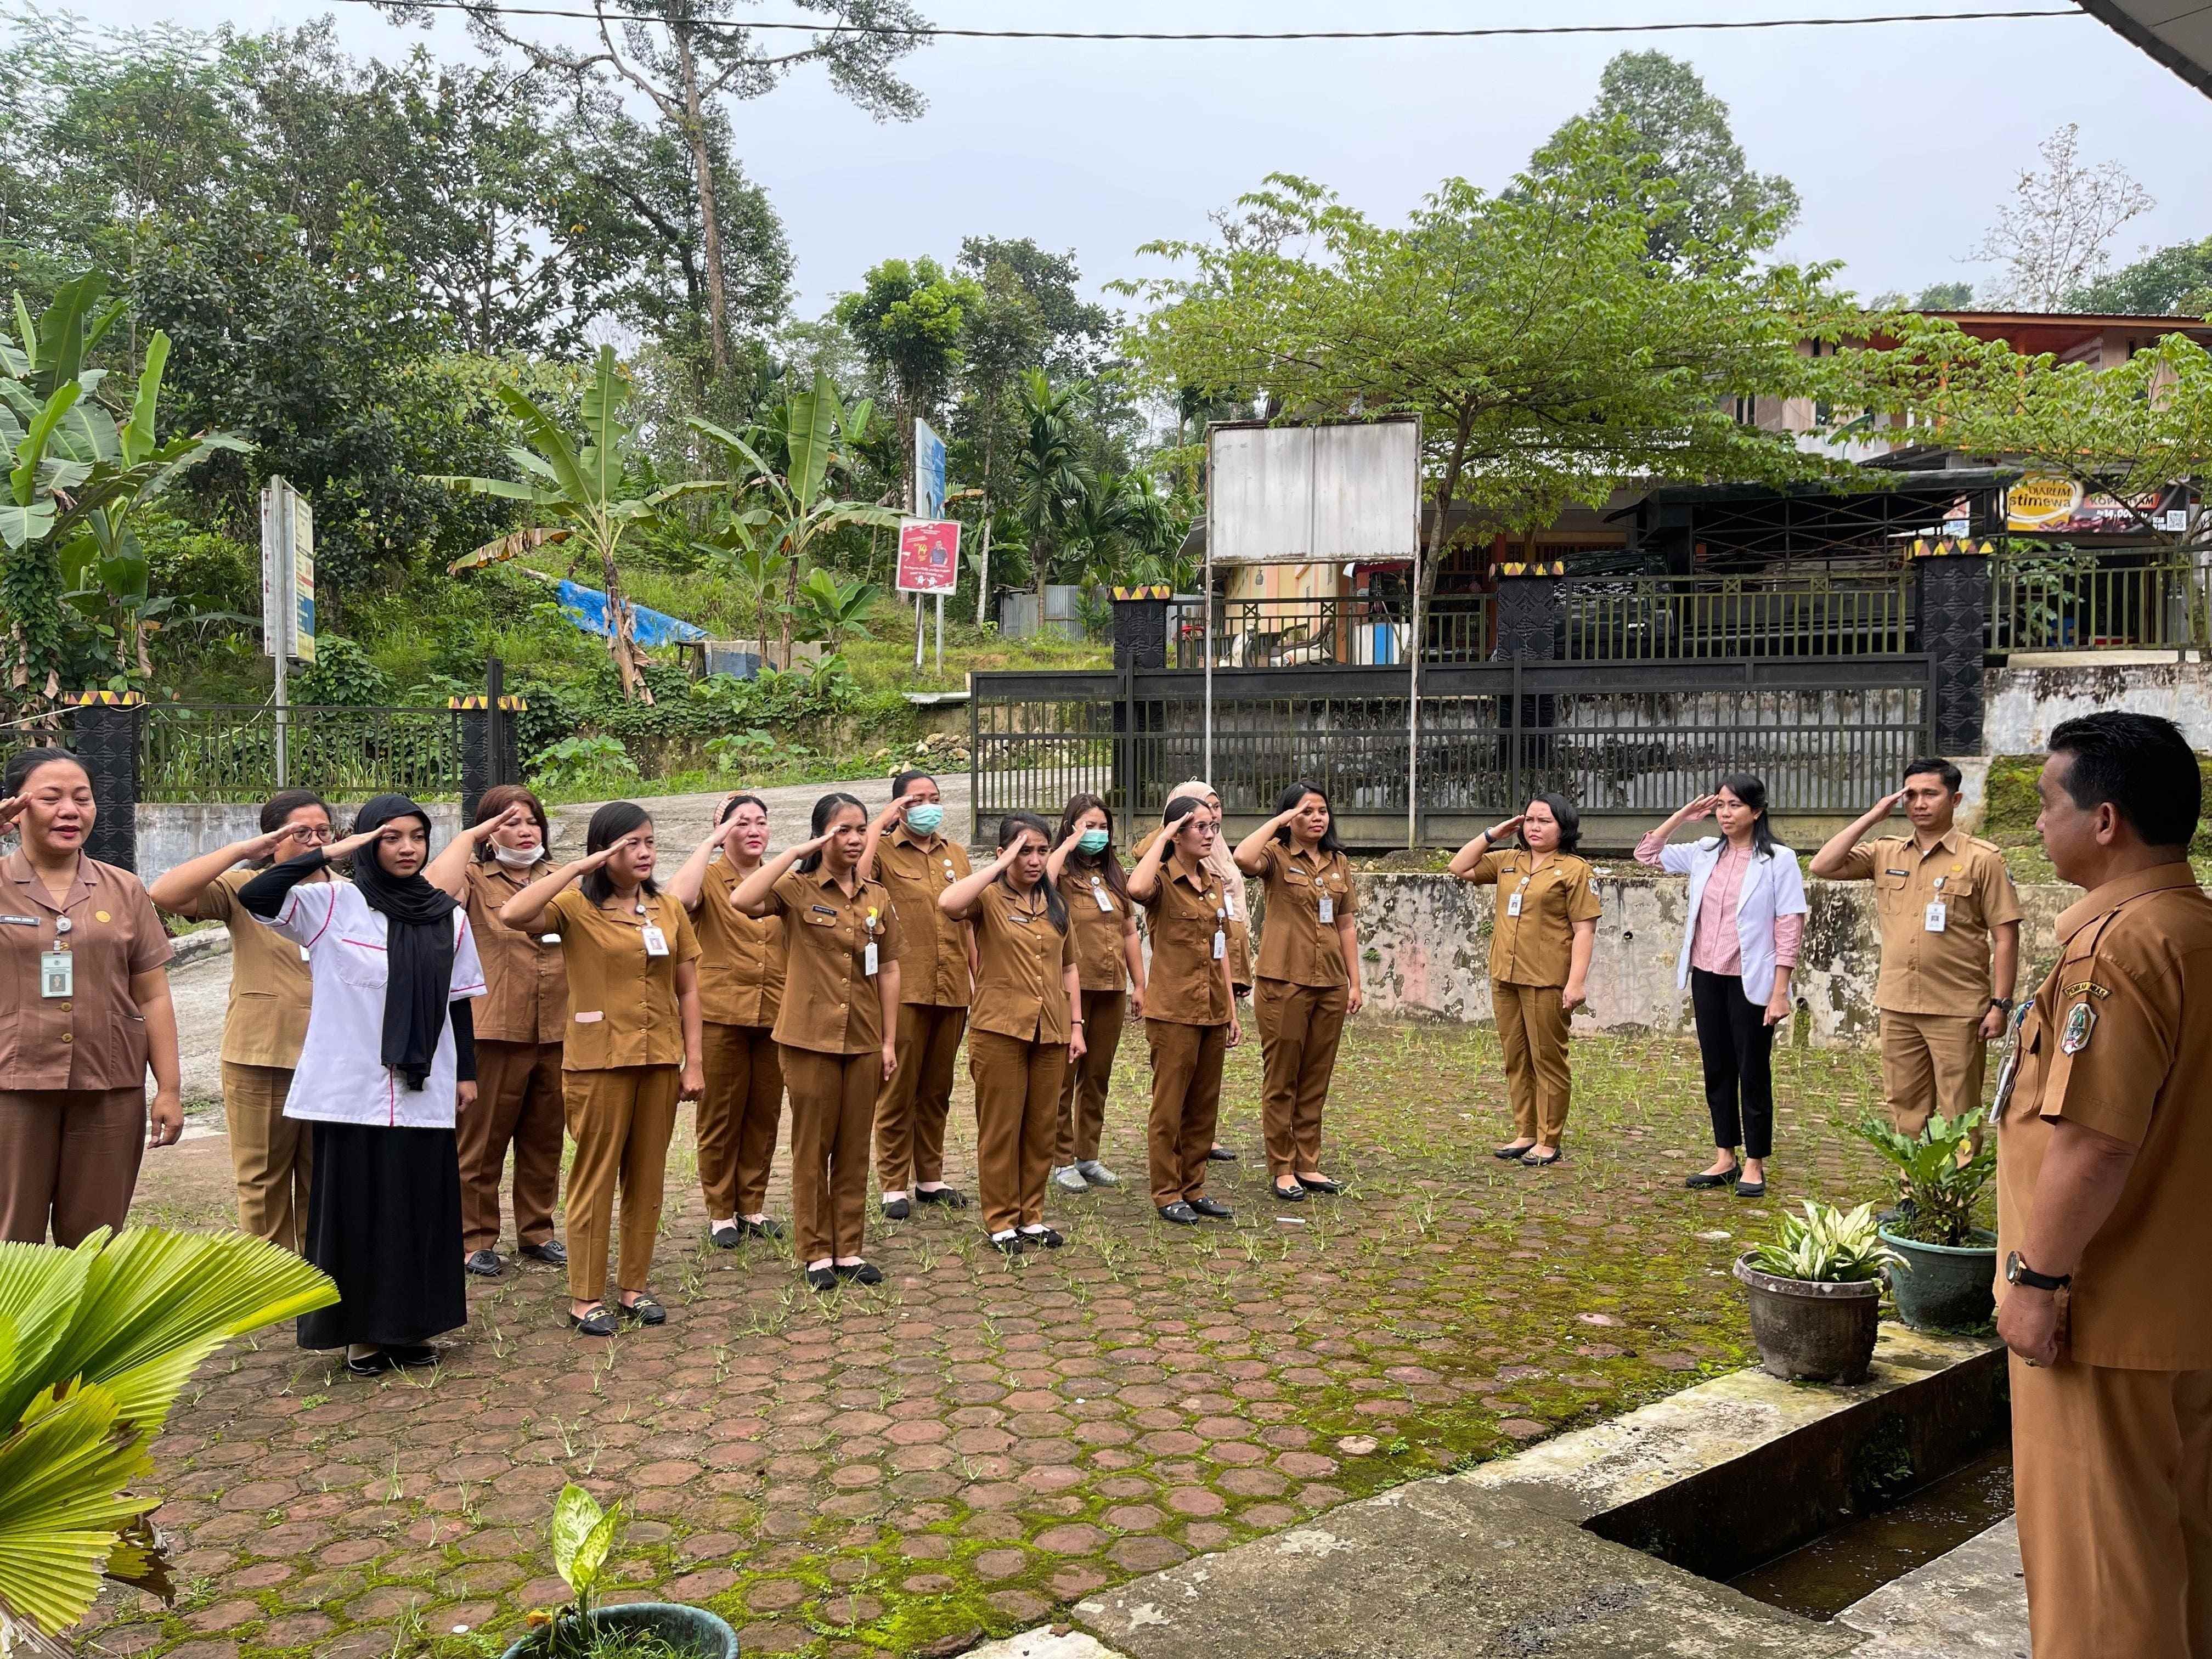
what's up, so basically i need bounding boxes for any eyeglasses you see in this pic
[290,825,335,843]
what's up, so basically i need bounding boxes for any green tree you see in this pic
[836,255,983,506]
[1538,50,1798,268]
[2069,235,2212,317]
[1010,368,1093,612]
[956,236,1114,380]
[1913,281,1976,311]
[1122,128,1838,593]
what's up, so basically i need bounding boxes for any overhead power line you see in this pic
[329,1,2087,43]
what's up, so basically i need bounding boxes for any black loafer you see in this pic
[345,1349,397,1376]
[1158,1202,1200,1225]
[1520,1151,1563,1168]
[618,1295,667,1326]
[1494,1144,1537,1161]
[519,1239,568,1266]
[990,1233,1025,1255]
[386,1342,439,1369]
[709,1223,743,1250]
[1735,1181,1768,1199]
[1206,1147,1238,1163]
[745,1217,787,1240]
[1273,1183,1308,1203]
[567,1306,618,1338]
[1685,1169,1740,1189]
[916,1186,969,1209]
[805,1266,839,1292]
[464,1249,503,1277]
[1020,1227,1065,1249]
[1189,1197,1234,1219]
[1297,1175,1344,1194]
[882,1197,912,1221]
[838,1261,884,1285]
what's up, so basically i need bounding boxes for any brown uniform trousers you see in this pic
[783,1047,878,1262]
[699,1022,783,1219]
[0,1087,145,1245]
[561,1064,680,1302]
[221,1062,312,1251]
[1494,981,1573,1144]
[1147,1020,1228,1209]
[1253,980,1347,1180]
[460,1040,564,1253]
[876,1003,967,1192]
[971,1030,1068,1233]
[1057,989,1126,1166]
[1878,1011,1988,1139]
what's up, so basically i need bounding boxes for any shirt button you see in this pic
[60,1032,72,1043]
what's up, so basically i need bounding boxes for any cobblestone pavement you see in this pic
[89,1022,1895,1659]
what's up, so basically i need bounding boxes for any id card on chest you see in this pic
[40,947,72,998]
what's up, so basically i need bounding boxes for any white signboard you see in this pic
[914,418,947,519]
[1206,417,1421,566]
[260,476,317,664]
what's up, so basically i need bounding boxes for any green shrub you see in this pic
[529,735,640,793]
[1747,1201,1904,1284]
[1852,1112,1995,1246]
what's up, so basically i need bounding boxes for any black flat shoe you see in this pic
[1206,1147,1238,1163]
[881,1197,912,1221]
[1158,1202,1200,1225]
[1494,1143,1537,1160]
[745,1217,787,1240]
[1685,1168,1740,1189]
[464,1249,503,1277]
[518,1239,568,1266]
[1189,1197,1233,1220]
[1020,1227,1064,1249]
[1734,1180,1767,1199]
[345,1349,397,1376]
[1520,1150,1563,1168]
[1273,1183,1308,1202]
[1296,1175,1344,1194]
[805,1266,839,1292]
[709,1223,743,1250]
[916,1186,969,1209]
[838,1261,884,1285]
[567,1306,618,1337]
[386,1342,439,1369]
[990,1234,1025,1255]
[618,1295,667,1326]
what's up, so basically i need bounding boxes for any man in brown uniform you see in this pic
[1811,757,2022,1137]
[860,773,975,1218]
[1994,711,2212,1659]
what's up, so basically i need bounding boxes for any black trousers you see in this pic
[1689,968,1774,1160]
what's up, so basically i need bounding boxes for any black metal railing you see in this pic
[1167,595,1493,668]
[1988,554,2211,652]
[1558,572,1915,659]
[140,704,465,803]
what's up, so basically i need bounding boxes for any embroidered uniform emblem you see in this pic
[2060,1001,2097,1055]
[2061,980,2111,1000]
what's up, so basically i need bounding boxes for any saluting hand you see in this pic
[0,794,26,833]
[580,833,641,871]
[1489,814,1525,842]
[1679,794,1722,823]
[471,803,532,843]
[248,821,319,863]
[326,822,404,862]
[1872,789,1907,817]
[794,830,836,859]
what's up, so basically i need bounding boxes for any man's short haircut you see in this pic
[2048,712,2202,851]
[1903,757,1963,794]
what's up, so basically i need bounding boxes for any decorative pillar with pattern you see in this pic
[1492,566,1562,662]
[1914,549,1990,755]
[448,694,528,826]
[1111,585,1171,671]
[65,691,144,872]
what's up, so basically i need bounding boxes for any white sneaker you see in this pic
[1051,1165,1089,1193]
[1076,1160,1120,1188]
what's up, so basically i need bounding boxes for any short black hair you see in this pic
[2048,712,2201,851]
[1269,781,1345,854]
[1525,793,1582,854]
[580,800,657,904]
[1902,757,1963,794]
[3,746,85,797]
[261,788,331,834]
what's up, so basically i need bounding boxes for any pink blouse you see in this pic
[1634,832,1803,978]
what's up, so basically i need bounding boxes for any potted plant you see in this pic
[504,1484,738,1659]
[1854,1111,2000,1331]
[1734,1201,1903,1383]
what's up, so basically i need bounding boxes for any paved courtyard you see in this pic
[92,1022,1897,1659]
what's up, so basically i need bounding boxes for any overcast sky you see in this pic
[76,0,2212,319]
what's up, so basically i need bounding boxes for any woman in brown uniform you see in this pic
[1448,794,1601,1166]
[0,748,183,1244]
[668,792,787,1249]
[149,787,333,1250]
[860,770,974,1219]
[501,802,703,1336]
[1143,780,1249,1164]
[1127,794,1242,1225]
[1233,781,1363,1201]
[1045,793,1146,1194]
[941,812,1085,1255]
[734,792,903,1291]
[425,786,569,1278]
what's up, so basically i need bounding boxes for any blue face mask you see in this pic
[1077,828,1110,855]
[904,803,944,836]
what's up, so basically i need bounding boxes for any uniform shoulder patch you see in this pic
[2060,1000,2098,1054]
[2061,980,2111,1000]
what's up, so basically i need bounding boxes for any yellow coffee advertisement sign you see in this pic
[2006,475,2082,530]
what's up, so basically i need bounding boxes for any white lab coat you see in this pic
[1654,837,1808,1008]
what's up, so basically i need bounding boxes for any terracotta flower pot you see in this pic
[1734,1253,1882,1383]
[500,1603,738,1659]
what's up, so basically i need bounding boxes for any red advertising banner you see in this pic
[896,518,962,594]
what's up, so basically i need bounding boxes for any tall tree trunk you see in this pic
[779,536,800,669]
[598,528,652,704]
[673,10,733,383]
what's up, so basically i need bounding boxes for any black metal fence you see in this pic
[139,703,465,803]
[971,658,1933,849]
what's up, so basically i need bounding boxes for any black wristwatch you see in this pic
[2005,1250,2070,1292]
[1989,997,2015,1015]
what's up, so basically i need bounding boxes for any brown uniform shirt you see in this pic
[874,826,974,1008]
[1252,840,1358,988]
[763,866,904,1056]
[464,862,569,1045]
[1463,849,1602,988]
[1134,826,1252,985]
[188,865,318,1068]
[968,880,1079,1043]
[1835,830,2023,1017]
[0,851,174,1091]
[544,886,699,1071]
[1137,855,1233,1028]
[1058,865,1132,993]
[1995,864,2212,1369]
[691,856,786,1029]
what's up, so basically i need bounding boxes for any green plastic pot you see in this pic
[500,1604,738,1659]
[1880,1226,1998,1332]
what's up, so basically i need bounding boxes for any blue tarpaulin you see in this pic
[556,579,707,648]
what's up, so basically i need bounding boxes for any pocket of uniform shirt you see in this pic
[802,913,839,928]
[334,938,388,988]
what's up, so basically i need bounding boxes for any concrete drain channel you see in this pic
[980,1327,2023,1659]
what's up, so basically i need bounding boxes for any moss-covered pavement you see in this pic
[94,1022,1900,1659]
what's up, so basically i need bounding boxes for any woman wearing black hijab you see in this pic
[241,795,488,1375]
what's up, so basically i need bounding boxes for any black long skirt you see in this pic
[297,1120,467,1351]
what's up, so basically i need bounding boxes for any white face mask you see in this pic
[492,843,545,868]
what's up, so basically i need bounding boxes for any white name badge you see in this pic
[1093,881,1114,912]
[1505,891,1523,918]
[40,950,73,998]
[1318,895,1335,925]
[641,924,670,957]
[864,940,880,977]
[1924,901,1947,934]
[1212,929,1226,960]
[300,945,313,962]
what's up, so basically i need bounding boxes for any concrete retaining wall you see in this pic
[1984,658,2212,751]
[134,802,464,886]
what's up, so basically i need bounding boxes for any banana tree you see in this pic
[434,345,713,703]
[690,368,901,668]
[0,1228,337,1654]
[794,568,881,653]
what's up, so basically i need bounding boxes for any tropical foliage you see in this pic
[1852,1112,1997,1248]
[1747,1201,1905,1284]
[0,1228,336,1653]
[529,1481,628,1658]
